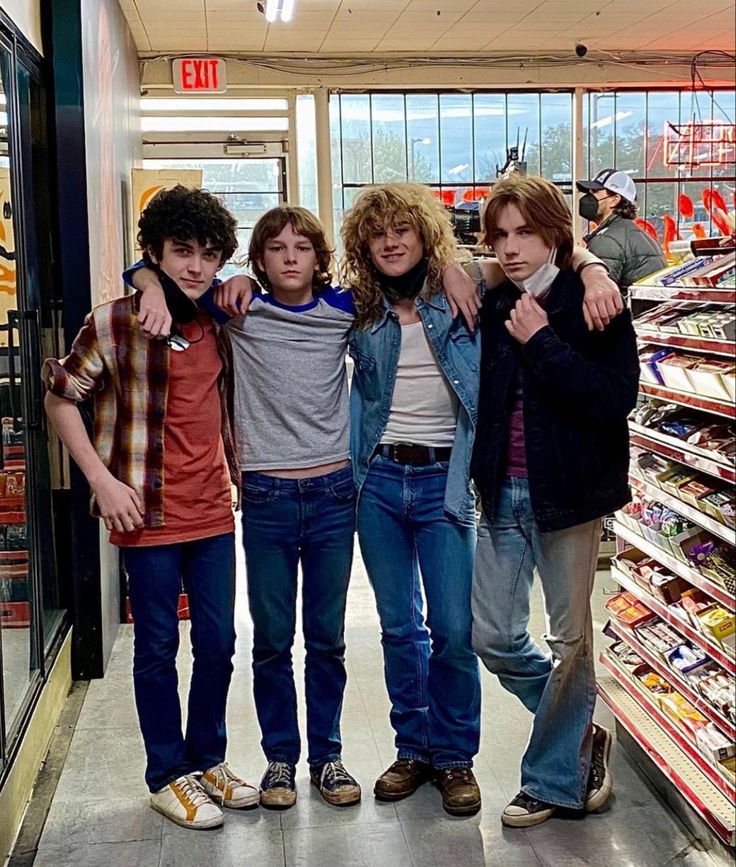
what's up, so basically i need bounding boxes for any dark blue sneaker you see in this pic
[259,761,297,809]
[309,760,361,806]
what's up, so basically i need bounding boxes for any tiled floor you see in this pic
[31,538,718,867]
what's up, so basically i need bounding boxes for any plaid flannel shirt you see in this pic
[42,294,239,527]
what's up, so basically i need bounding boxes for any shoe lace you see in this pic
[176,774,212,808]
[320,761,354,787]
[265,761,294,787]
[209,761,239,785]
[589,757,604,788]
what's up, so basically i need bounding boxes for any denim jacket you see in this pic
[349,287,480,521]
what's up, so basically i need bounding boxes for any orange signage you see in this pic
[663,120,736,167]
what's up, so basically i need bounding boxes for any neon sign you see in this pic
[663,120,736,167]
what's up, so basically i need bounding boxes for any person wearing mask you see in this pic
[576,169,666,295]
[471,174,640,828]
[340,183,624,817]
[43,187,258,830]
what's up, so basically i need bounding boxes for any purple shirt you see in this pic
[505,371,528,478]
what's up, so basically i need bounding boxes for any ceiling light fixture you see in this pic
[263,0,294,23]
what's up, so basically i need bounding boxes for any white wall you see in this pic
[81,0,141,669]
[0,0,42,53]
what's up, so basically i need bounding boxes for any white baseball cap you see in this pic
[576,169,637,204]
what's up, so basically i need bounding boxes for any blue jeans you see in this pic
[123,532,236,793]
[471,477,601,808]
[357,455,480,768]
[242,465,355,768]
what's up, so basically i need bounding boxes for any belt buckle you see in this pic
[394,443,411,464]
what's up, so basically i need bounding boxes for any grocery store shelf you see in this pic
[610,564,735,675]
[613,520,734,611]
[629,422,735,485]
[607,618,736,742]
[631,284,736,304]
[630,476,736,546]
[634,328,735,359]
[597,673,735,847]
[639,383,735,420]
[600,652,735,801]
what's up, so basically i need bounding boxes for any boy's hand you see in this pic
[91,472,145,534]
[581,265,623,331]
[442,263,481,332]
[506,294,549,344]
[214,274,256,317]
[135,272,172,338]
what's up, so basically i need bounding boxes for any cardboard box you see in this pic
[669,526,708,564]
[658,355,700,393]
[722,371,736,403]
[687,361,735,401]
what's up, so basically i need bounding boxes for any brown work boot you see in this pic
[435,766,481,816]
[373,758,433,801]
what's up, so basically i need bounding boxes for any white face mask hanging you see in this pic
[512,247,559,299]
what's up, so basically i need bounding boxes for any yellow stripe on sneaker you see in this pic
[171,780,198,822]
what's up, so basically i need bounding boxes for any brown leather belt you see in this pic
[373,443,452,465]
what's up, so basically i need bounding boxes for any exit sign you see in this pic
[172,58,227,94]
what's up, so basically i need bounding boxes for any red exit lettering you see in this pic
[173,58,226,93]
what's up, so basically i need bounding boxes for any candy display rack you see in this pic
[600,251,736,850]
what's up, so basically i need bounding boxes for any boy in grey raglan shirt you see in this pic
[128,206,361,810]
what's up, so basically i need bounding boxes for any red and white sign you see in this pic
[172,58,227,94]
[664,120,736,167]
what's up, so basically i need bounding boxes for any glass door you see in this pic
[0,38,38,750]
[0,37,66,764]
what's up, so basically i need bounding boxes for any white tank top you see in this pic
[382,321,459,447]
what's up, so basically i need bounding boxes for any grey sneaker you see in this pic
[310,760,361,806]
[259,761,297,810]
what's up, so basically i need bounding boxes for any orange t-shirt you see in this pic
[111,313,234,547]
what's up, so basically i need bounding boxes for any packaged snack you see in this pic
[664,643,709,674]
[695,724,736,762]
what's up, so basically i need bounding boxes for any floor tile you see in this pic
[34,840,161,867]
[283,822,411,867]
[160,825,285,867]
[39,796,163,847]
[402,817,541,866]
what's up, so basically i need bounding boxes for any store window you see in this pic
[141,158,287,278]
[584,89,736,245]
[140,94,293,276]
[329,90,574,241]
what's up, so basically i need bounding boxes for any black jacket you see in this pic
[471,268,640,532]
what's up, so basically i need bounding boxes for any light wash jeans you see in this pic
[357,454,480,768]
[471,476,601,808]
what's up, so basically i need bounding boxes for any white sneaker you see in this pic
[201,761,260,809]
[151,774,223,830]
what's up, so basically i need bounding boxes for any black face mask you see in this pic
[375,257,429,303]
[154,266,199,325]
[578,193,601,222]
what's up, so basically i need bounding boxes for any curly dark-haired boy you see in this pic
[43,185,258,830]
